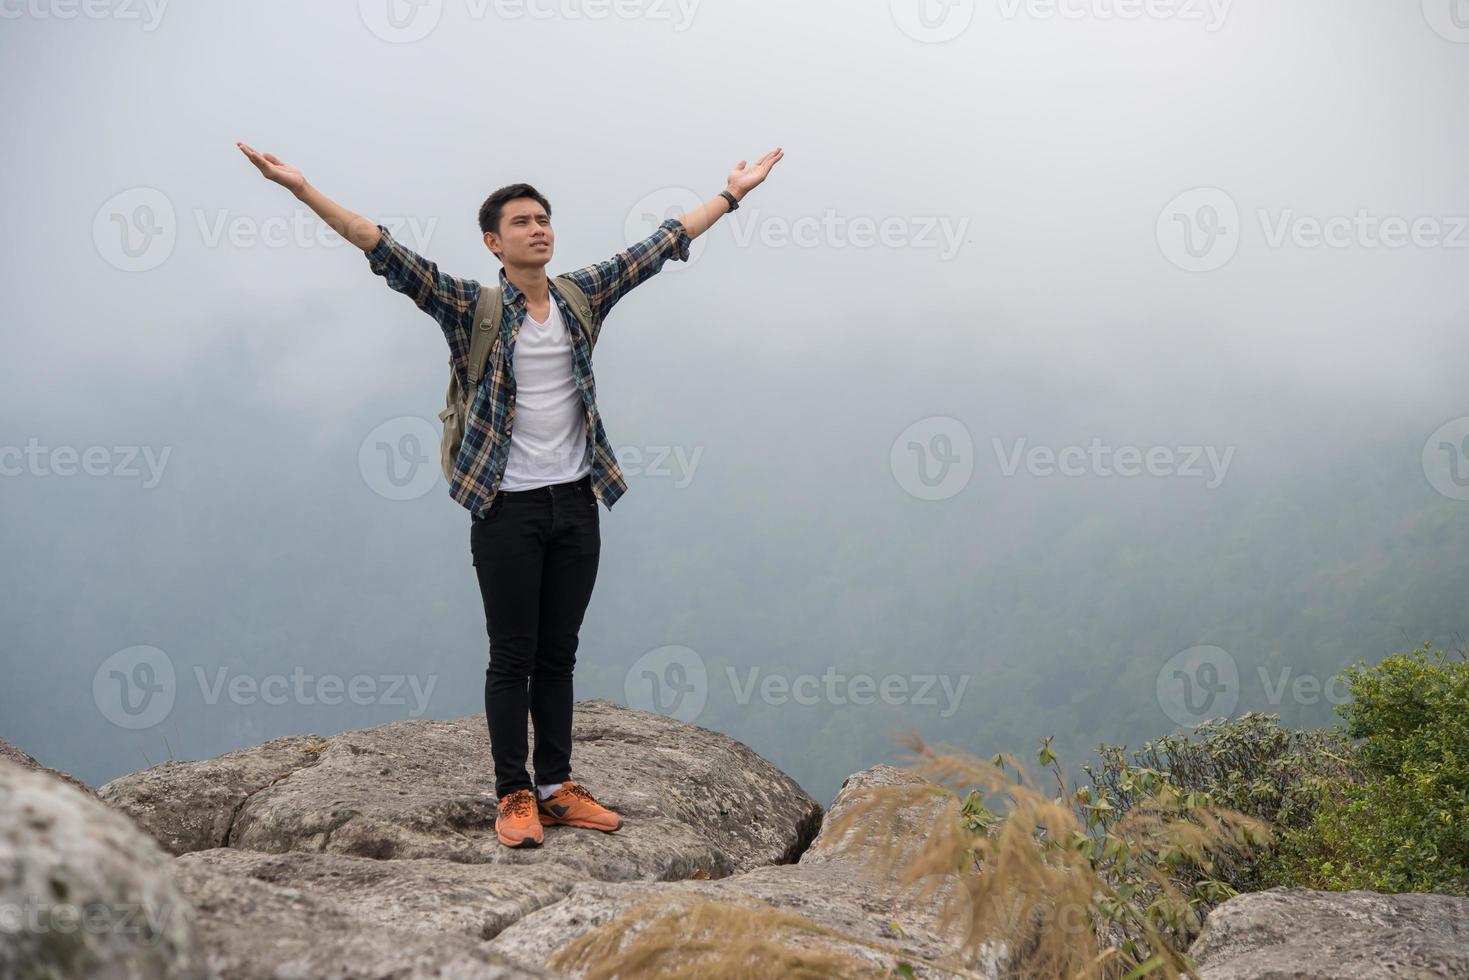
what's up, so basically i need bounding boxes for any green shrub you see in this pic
[1269,643,1469,895]
[1083,712,1357,893]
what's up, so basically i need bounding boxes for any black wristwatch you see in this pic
[719,189,740,212]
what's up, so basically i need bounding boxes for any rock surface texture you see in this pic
[1186,886,1469,980]
[7,704,1466,978]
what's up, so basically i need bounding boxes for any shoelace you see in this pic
[499,790,537,817]
[561,782,599,804]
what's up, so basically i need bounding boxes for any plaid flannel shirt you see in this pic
[365,217,691,518]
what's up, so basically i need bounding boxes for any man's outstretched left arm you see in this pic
[564,147,785,324]
[677,147,784,240]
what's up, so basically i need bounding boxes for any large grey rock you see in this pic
[169,855,553,979]
[176,847,584,942]
[0,756,208,980]
[1187,886,1469,979]
[98,732,327,855]
[486,764,994,979]
[0,737,97,799]
[101,699,822,883]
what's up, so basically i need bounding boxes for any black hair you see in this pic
[478,183,552,238]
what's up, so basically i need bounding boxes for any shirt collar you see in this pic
[497,269,566,317]
[497,266,524,307]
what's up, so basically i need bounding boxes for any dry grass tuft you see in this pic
[545,894,947,979]
[544,729,1273,980]
[821,731,1273,979]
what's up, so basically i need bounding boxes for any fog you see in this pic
[3,0,1467,805]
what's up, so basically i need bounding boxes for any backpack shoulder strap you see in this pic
[551,275,598,350]
[465,283,504,387]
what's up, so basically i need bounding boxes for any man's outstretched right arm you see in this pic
[237,141,381,251]
[236,141,477,363]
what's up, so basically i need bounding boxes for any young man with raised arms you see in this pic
[237,141,784,847]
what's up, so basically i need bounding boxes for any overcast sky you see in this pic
[3,0,1467,802]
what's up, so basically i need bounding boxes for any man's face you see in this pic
[485,197,553,268]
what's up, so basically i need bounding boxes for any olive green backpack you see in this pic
[438,276,596,483]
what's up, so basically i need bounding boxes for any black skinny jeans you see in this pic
[471,473,601,800]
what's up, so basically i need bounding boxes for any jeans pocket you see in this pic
[470,496,506,564]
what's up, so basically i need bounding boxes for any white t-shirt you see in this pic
[498,294,593,491]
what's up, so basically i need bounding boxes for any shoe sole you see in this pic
[538,813,622,832]
[497,821,544,847]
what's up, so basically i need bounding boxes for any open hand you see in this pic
[727,147,784,201]
[237,141,307,195]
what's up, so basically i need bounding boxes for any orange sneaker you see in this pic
[536,780,623,832]
[495,788,544,847]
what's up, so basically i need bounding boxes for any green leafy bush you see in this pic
[1083,712,1357,893]
[1086,644,1469,896]
[1269,643,1469,895]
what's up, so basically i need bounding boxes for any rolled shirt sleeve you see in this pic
[364,223,479,375]
[562,218,691,325]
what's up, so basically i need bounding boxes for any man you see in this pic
[236,141,784,847]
